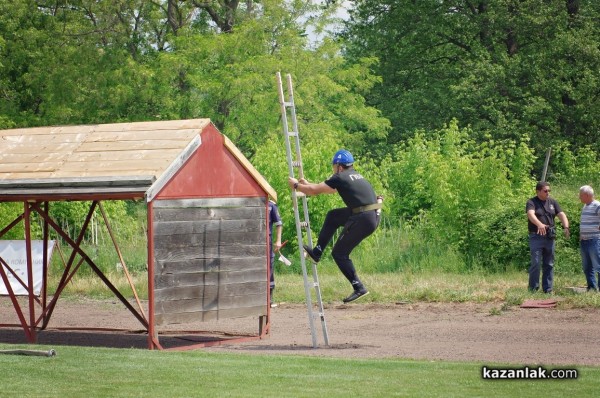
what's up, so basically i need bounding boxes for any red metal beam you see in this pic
[37,201,98,327]
[98,202,147,323]
[29,202,149,329]
[0,213,24,240]
[265,199,272,335]
[41,202,50,326]
[164,334,264,351]
[0,192,144,203]
[147,201,157,349]
[23,201,37,342]
[0,257,35,342]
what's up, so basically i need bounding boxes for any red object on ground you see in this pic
[520,299,558,308]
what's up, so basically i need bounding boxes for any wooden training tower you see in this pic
[0,119,277,350]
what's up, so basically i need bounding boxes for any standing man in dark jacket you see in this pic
[526,181,570,293]
[288,149,382,303]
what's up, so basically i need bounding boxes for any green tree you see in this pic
[342,1,600,159]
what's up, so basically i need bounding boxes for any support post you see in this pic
[23,201,37,343]
[542,148,552,182]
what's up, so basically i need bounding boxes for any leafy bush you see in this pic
[382,120,537,269]
[0,203,26,239]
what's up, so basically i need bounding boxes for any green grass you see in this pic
[271,271,600,308]
[0,344,597,398]
[51,269,600,309]
[7,219,600,397]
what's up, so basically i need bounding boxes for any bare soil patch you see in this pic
[1,299,598,366]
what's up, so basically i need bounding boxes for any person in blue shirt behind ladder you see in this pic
[268,199,283,307]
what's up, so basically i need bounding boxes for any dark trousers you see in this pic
[528,234,555,293]
[316,208,379,287]
[269,252,275,297]
[580,238,600,290]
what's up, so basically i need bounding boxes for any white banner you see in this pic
[0,240,56,296]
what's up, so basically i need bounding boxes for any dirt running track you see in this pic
[1,299,598,366]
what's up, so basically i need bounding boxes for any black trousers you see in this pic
[316,207,379,287]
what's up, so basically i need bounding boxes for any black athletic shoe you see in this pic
[343,289,369,303]
[303,245,321,263]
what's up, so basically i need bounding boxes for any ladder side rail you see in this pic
[286,74,305,180]
[291,136,328,345]
[299,195,314,248]
[292,192,319,348]
[287,120,324,347]
[288,137,320,348]
[299,193,328,344]
[288,96,329,346]
[276,72,296,178]
[311,260,329,346]
[285,74,316,247]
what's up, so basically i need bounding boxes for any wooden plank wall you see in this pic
[152,197,268,325]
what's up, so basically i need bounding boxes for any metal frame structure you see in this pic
[0,198,149,344]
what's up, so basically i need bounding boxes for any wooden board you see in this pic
[154,281,265,301]
[153,219,265,236]
[153,197,265,208]
[0,175,155,188]
[155,304,265,324]
[153,206,264,222]
[154,230,265,250]
[155,268,266,287]
[152,197,268,325]
[155,256,264,275]
[156,294,265,314]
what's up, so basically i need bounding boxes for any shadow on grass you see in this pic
[0,327,259,350]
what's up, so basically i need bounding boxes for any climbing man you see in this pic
[288,149,382,303]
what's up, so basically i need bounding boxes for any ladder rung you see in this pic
[299,221,309,228]
[312,282,319,288]
[284,101,293,107]
[292,161,301,167]
[295,191,306,198]
[287,131,298,137]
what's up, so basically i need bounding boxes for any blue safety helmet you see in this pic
[332,149,354,166]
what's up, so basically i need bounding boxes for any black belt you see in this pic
[352,203,382,214]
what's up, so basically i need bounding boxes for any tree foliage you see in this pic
[0,0,388,149]
[342,0,600,160]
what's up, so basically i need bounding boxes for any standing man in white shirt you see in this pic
[579,185,600,292]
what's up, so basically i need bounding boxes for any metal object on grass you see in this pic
[0,349,56,357]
